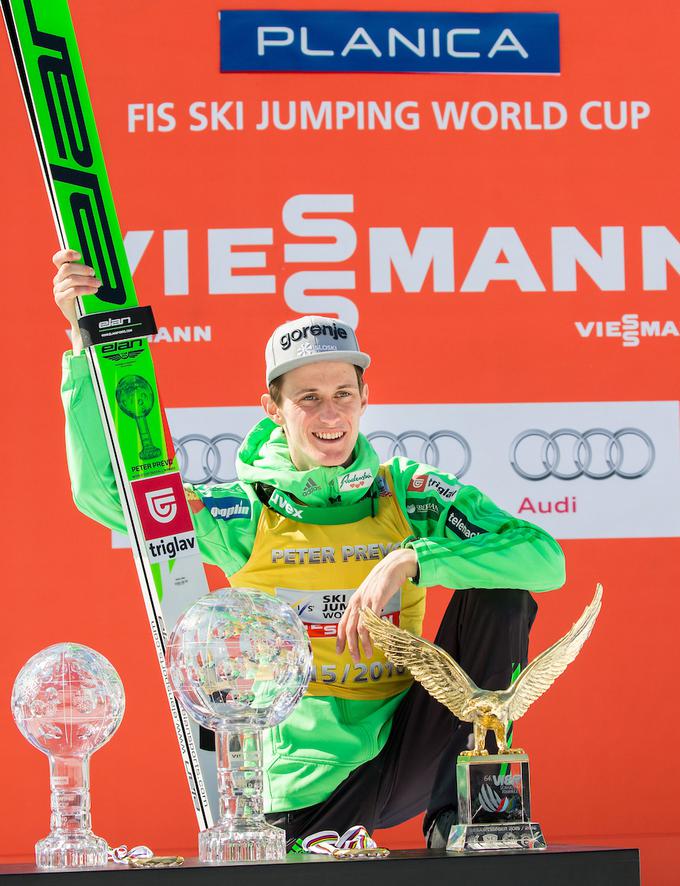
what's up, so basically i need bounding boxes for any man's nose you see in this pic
[318,399,341,423]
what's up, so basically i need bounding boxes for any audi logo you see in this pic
[366,430,471,478]
[173,429,471,484]
[173,433,244,484]
[510,428,655,480]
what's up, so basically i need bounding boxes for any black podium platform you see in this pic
[0,846,640,886]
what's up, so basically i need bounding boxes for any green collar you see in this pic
[237,418,381,512]
[257,483,377,525]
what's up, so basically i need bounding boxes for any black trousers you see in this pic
[265,587,538,849]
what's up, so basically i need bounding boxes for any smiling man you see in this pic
[55,249,565,849]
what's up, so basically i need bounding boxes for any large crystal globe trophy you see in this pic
[11,643,125,868]
[166,588,312,863]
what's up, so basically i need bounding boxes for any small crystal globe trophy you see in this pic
[166,588,312,863]
[11,643,125,869]
[115,375,161,460]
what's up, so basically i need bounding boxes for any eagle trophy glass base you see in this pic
[447,753,547,851]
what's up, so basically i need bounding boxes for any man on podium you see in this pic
[53,248,565,849]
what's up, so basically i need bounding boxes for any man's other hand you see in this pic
[336,548,418,663]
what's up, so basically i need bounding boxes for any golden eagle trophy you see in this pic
[361,584,603,852]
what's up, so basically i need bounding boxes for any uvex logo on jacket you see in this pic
[270,490,303,518]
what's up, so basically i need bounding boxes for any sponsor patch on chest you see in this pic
[276,586,401,637]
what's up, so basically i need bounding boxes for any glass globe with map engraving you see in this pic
[166,588,312,863]
[115,374,161,460]
[11,643,125,869]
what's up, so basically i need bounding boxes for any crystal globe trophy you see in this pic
[166,588,312,863]
[115,375,161,460]
[11,643,125,869]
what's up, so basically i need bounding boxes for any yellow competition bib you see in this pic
[230,466,425,700]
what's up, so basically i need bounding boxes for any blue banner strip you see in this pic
[219,11,559,74]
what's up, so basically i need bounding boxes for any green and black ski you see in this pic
[1,0,215,828]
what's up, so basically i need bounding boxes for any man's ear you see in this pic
[261,393,284,425]
[359,382,369,417]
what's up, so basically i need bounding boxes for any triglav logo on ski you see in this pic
[145,487,178,524]
[132,473,193,539]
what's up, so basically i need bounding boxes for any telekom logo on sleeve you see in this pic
[131,473,193,540]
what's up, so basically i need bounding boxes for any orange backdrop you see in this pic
[1,2,678,884]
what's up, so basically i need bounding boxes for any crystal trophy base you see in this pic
[447,753,547,852]
[36,832,108,869]
[199,819,286,863]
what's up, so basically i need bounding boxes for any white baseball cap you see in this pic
[265,316,371,384]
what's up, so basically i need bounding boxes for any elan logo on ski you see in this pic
[132,473,193,540]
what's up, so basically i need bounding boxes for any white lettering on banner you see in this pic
[256,26,527,61]
[575,314,679,347]
[163,230,189,295]
[283,195,356,262]
[642,227,680,290]
[256,100,420,131]
[552,228,625,291]
[208,228,275,294]
[280,195,358,326]
[123,230,153,275]
[460,228,546,292]
[370,228,454,293]
[127,102,176,133]
[488,28,528,59]
[188,101,244,131]
[121,197,680,321]
[432,100,567,131]
[579,101,650,131]
[126,100,652,134]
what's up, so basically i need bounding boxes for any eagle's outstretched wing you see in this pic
[505,583,603,721]
[361,608,478,719]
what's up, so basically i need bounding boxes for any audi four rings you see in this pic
[365,430,472,478]
[172,430,472,484]
[172,426,655,485]
[173,433,244,485]
[510,428,655,480]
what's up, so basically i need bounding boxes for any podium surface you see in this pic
[0,846,640,886]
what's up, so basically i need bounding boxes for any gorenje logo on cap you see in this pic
[280,321,348,351]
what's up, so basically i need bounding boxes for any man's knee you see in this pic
[469,587,537,627]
